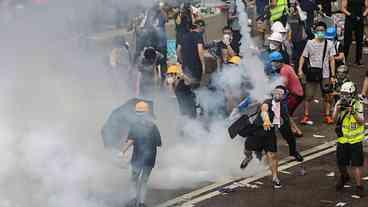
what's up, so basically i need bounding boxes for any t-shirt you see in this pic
[302,39,336,78]
[127,118,162,167]
[280,64,304,96]
[179,32,204,80]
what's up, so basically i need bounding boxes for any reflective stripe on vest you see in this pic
[337,114,365,144]
[270,0,288,21]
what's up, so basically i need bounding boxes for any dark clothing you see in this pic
[279,120,298,156]
[175,12,192,46]
[344,0,366,62]
[246,99,288,153]
[337,142,364,167]
[179,31,204,81]
[317,0,332,16]
[344,16,364,63]
[246,128,278,152]
[347,0,365,18]
[280,49,290,65]
[128,118,162,168]
[175,80,197,118]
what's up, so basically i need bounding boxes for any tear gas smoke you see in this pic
[0,1,273,206]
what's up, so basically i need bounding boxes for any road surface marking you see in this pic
[155,140,336,207]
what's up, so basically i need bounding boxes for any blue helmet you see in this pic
[269,51,283,62]
[325,27,337,40]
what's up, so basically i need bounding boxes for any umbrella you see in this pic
[228,98,259,139]
[101,98,154,149]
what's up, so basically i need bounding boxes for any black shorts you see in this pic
[336,142,364,167]
[245,128,277,153]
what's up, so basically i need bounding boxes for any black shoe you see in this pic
[240,155,252,169]
[336,175,351,191]
[272,178,282,189]
[353,186,365,198]
[293,152,304,162]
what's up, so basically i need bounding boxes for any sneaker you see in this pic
[272,178,282,189]
[240,154,253,169]
[353,186,365,198]
[324,116,334,125]
[300,116,313,125]
[336,175,351,191]
[293,152,304,162]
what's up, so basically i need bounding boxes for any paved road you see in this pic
[196,151,368,207]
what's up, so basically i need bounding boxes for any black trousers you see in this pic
[278,121,297,156]
[344,18,364,63]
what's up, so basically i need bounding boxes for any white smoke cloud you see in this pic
[0,1,276,206]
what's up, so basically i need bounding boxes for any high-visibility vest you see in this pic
[270,0,288,22]
[337,101,365,144]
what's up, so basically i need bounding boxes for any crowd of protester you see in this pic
[115,1,368,206]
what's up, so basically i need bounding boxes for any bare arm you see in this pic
[298,56,305,77]
[330,57,336,78]
[226,45,237,57]
[364,0,368,16]
[335,52,345,61]
[341,0,351,16]
[122,139,134,155]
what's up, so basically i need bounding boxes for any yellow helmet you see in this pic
[167,64,182,74]
[135,101,149,112]
[228,56,241,65]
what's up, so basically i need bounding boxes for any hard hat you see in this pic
[271,21,287,33]
[325,27,337,40]
[135,101,149,112]
[269,51,283,62]
[337,65,349,74]
[228,56,241,64]
[167,64,182,74]
[340,81,356,94]
[268,32,283,43]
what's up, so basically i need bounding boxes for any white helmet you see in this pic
[340,81,356,94]
[268,32,283,42]
[271,21,287,33]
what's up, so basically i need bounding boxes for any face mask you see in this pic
[272,89,285,102]
[167,76,175,85]
[314,31,325,39]
[269,42,279,51]
[223,34,231,43]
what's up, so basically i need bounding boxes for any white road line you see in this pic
[155,140,337,207]
[185,146,337,206]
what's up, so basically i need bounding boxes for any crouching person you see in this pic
[122,101,162,207]
[245,88,286,189]
[333,82,365,197]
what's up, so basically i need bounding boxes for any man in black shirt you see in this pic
[122,101,162,207]
[177,23,205,85]
[216,26,239,65]
[342,0,368,65]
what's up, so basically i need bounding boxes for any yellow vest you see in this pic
[337,101,365,144]
[270,0,288,22]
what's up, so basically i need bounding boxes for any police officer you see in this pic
[332,82,365,197]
